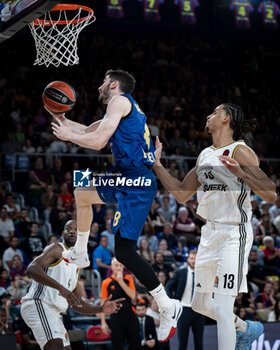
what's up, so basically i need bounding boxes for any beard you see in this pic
[205,125,210,133]
[98,85,110,104]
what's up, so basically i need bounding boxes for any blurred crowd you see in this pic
[0,29,280,348]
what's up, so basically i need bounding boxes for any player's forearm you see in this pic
[153,163,185,202]
[27,263,64,292]
[67,119,87,135]
[72,300,103,315]
[240,172,277,203]
[68,130,105,150]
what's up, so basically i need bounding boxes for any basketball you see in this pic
[43,81,76,114]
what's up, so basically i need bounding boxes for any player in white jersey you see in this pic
[154,103,277,350]
[21,220,124,350]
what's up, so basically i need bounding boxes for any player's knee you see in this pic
[44,338,64,350]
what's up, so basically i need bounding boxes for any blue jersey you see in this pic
[108,94,156,169]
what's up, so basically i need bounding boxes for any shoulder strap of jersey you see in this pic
[120,93,134,119]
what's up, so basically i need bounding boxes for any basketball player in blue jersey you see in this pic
[49,70,182,342]
[153,103,277,350]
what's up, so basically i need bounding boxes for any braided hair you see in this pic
[222,103,256,144]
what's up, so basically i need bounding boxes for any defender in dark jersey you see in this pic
[49,70,182,342]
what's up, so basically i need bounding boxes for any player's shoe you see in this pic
[62,247,90,268]
[235,320,264,350]
[158,299,182,342]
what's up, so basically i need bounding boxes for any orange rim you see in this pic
[31,4,94,26]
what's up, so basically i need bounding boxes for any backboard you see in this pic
[0,0,60,42]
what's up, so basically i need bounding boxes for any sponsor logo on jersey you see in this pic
[222,149,230,156]
[214,276,219,288]
[203,184,227,192]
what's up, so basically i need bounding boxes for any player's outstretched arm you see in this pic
[51,96,130,150]
[154,137,200,203]
[27,244,82,308]
[219,145,277,204]
[72,284,124,315]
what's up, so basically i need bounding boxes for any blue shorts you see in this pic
[95,166,157,241]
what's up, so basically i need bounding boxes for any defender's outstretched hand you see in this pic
[155,136,163,166]
[102,295,125,315]
[51,118,71,141]
[218,155,245,179]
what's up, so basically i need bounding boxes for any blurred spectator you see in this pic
[50,158,65,188]
[147,200,162,231]
[64,171,74,195]
[23,222,45,261]
[0,270,10,288]
[248,249,267,291]
[169,129,187,155]
[2,237,23,271]
[269,195,280,221]
[93,235,111,278]
[135,303,158,350]
[0,306,13,335]
[3,193,20,220]
[234,292,256,317]
[175,240,189,265]
[137,222,159,253]
[22,138,35,153]
[158,239,177,268]
[47,235,58,246]
[256,281,276,311]
[15,208,30,238]
[173,207,198,246]
[101,219,115,252]
[262,236,280,270]
[50,197,68,234]
[158,190,177,212]
[268,299,280,322]
[0,207,15,244]
[13,123,25,144]
[156,271,167,288]
[58,182,73,210]
[256,213,280,246]
[158,222,178,250]
[168,160,179,178]
[88,222,99,262]
[157,196,176,224]
[7,274,31,304]
[25,170,47,208]
[137,238,154,264]
[152,251,174,281]
[33,157,49,184]
[10,255,27,279]
[92,204,106,226]
[41,184,57,222]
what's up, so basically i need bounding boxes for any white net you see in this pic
[29,5,95,67]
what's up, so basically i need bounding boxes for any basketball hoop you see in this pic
[29,4,95,67]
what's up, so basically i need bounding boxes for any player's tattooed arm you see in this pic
[27,244,82,308]
[154,136,200,203]
[219,145,277,204]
